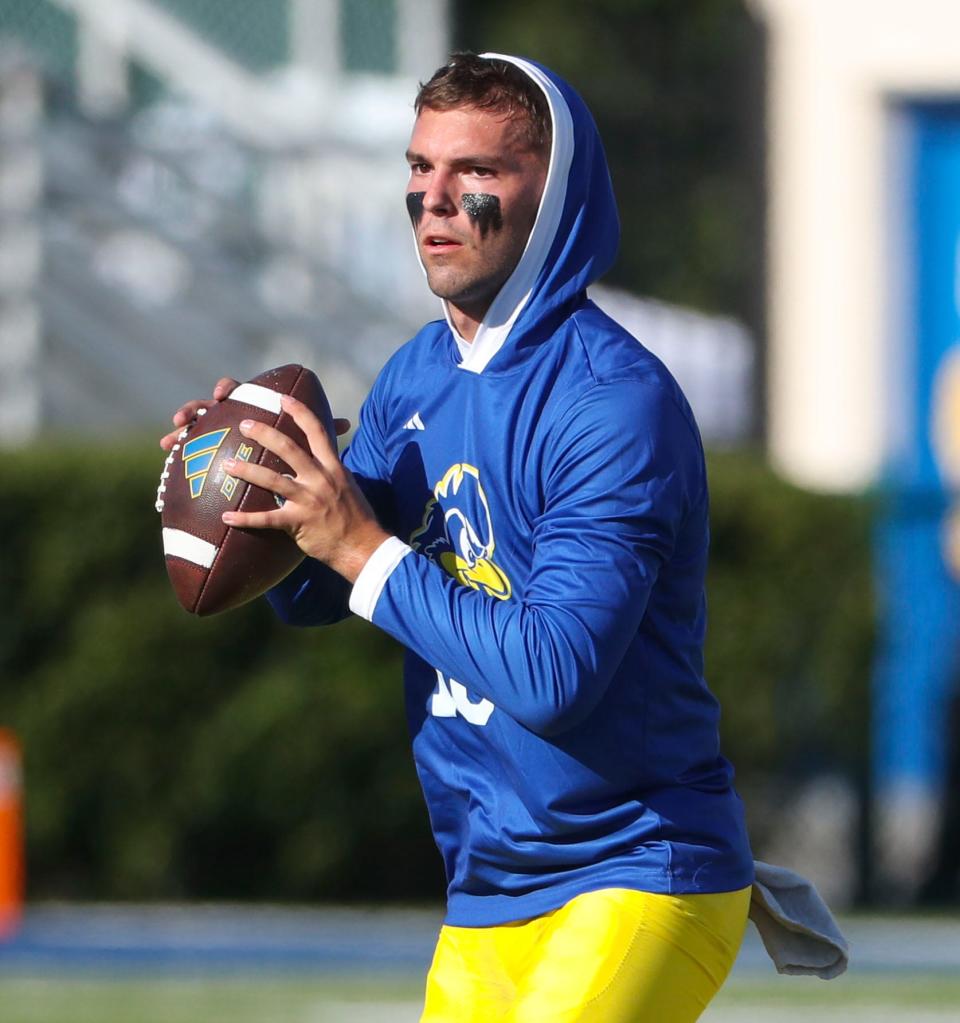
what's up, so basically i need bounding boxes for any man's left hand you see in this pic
[221,394,390,584]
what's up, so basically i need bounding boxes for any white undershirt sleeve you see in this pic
[349,535,413,621]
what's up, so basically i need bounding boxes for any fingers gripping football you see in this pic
[160,383,351,454]
[222,394,388,582]
[159,377,241,452]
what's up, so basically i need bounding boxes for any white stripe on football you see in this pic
[227,383,283,414]
[162,528,218,568]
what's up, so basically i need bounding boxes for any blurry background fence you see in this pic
[0,0,760,446]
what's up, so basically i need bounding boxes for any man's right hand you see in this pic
[159,376,239,451]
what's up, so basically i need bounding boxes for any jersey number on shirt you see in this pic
[431,669,495,726]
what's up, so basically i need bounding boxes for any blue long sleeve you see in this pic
[266,556,351,626]
[362,380,705,736]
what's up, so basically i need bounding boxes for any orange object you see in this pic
[0,730,23,939]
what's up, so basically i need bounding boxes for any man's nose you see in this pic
[422,172,457,217]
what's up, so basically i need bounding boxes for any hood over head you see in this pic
[415,54,620,374]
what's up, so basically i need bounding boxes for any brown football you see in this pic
[156,364,336,616]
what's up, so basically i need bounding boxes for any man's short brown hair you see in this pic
[415,52,552,155]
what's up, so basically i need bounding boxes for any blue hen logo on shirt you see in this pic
[410,463,513,600]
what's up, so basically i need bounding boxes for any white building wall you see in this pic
[749,0,960,492]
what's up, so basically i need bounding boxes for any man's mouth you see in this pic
[423,235,462,250]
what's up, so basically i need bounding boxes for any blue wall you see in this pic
[874,104,960,794]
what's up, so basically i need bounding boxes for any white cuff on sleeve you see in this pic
[349,536,413,621]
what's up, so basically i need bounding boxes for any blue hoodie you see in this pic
[269,54,753,926]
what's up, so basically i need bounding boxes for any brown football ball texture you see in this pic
[157,364,336,616]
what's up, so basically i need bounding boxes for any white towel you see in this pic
[748,860,850,979]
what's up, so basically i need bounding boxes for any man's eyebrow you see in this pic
[404,150,504,168]
[449,154,502,167]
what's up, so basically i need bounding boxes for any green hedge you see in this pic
[0,443,873,900]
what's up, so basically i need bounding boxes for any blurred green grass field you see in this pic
[2,971,960,1023]
[3,909,959,1022]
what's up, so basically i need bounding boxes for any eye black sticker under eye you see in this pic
[406,192,426,226]
[461,193,503,237]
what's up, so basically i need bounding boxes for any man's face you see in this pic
[405,105,549,324]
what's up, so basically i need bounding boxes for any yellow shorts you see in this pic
[420,885,751,1023]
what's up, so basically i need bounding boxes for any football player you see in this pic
[163,53,754,1022]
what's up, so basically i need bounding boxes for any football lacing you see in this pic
[155,428,191,513]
